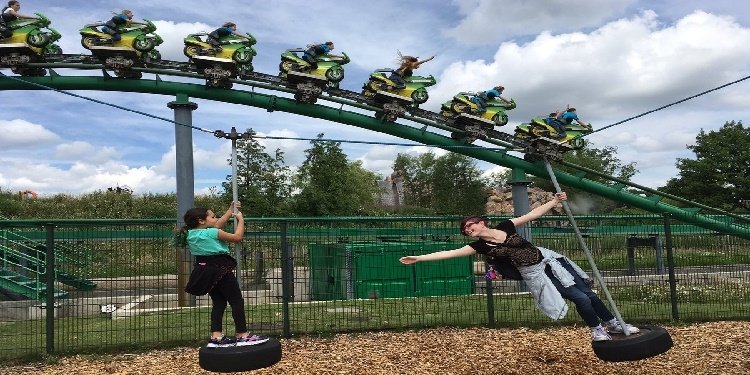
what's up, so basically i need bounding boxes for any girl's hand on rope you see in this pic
[553,192,568,202]
[228,201,241,212]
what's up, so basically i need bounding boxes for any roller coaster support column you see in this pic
[510,167,532,292]
[510,168,532,240]
[543,157,630,336]
[168,94,198,307]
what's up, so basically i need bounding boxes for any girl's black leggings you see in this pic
[208,271,247,333]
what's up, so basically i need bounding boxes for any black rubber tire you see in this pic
[81,36,98,49]
[27,32,50,48]
[325,65,344,82]
[411,89,429,104]
[492,112,509,126]
[199,338,282,372]
[133,38,155,52]
[569,137,585,150]
[592,325,673,362]
[233,49,254,64]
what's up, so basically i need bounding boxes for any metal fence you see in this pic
[0,214,748,361]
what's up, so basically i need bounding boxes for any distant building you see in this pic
[377,173,404,206]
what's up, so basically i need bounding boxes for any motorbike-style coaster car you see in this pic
[279,48,350,103]
[79,19,162,78]
[441,91,517,144]
[361,69,436,122]
[514,116,594,150]
[440,92,516,126]
[184,31,257,87]
[0,12,62,76]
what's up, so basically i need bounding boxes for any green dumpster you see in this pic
[308,241,474,301]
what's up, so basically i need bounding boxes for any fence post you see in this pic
[663,214,679,321]
[280,220,292,338]
[44,223,55,354]
[652,234,665,275]
[485,262,495,328]
[626,234,636,276]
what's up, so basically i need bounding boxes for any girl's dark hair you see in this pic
[223,22,236,28]
[183,207,209,229]
[174,207,209,247]
[8,1,19,6]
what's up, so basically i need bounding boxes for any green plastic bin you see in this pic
[308,241,474,301]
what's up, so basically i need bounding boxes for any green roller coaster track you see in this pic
[1,70,748,240]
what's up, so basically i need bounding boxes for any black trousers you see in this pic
[208,270,247,333]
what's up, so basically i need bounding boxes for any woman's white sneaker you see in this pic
[591,325,612,341]
[608,322,641,334]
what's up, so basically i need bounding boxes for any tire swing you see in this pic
[542,158,673,362]
[198,127,283,373]
[199,339,283,373]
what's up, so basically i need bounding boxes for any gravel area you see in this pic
[2,321,749,375]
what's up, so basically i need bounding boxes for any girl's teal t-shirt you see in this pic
[186,227,230,256]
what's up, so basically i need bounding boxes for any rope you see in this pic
[580,75,750,138]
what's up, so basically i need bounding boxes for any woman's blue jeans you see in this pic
[545,258,614,327]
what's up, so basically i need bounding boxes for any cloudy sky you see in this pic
[1,0,749,196]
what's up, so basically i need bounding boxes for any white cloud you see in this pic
[255,129,309,166]
[152,20,213,62]
[445,0,635,44]
[358,145,399,176]
[55,141,122,164]
[481,165,510,179]
[426,9,750,190]
[431,10,750,119]
[0,120,59,149]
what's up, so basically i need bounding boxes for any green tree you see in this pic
[294,134,381,216]
[393,152,486,214]
[223,129,292,216]
[659,121,750,212]
[531,140,638,213]
[430,153,486,214]
[347,160,383,214]
[393,152,436,209]
[483,167,512,190]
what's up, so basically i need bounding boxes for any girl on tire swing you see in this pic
[399,192,640,342]
[176,201,269,347]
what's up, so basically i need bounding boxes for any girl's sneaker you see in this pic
[236,334,270,347]
[207,335,234,348]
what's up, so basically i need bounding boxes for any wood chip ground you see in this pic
[2,321,749,375]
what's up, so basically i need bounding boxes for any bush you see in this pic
[0,189,226,219]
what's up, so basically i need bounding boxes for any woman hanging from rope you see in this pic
[388,51,434,90]
[399,192,640,341]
